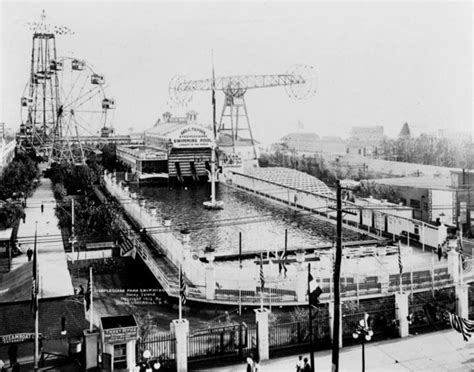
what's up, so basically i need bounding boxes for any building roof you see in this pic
[0,297,88,340]
[245,167,333,196]
[369,176,453,191]
[281,132,320,141]
[101,315,137,329]
[0,262,33,303]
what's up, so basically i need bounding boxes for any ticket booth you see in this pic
[100,315,138,371]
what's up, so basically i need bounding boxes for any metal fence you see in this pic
[408,288,455,334]
[136,332,176,371]
[188,323,257,363]
[342,296,397,344]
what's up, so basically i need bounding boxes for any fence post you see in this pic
[254,308,270,361]
[328,302,342,348]
[205,265,216,300]
[171,319,189,372]
[455,284,469,319]
[395,293,409,338]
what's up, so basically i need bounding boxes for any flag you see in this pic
[31,230,38,315]
[211,52,217,139]
[397,240,403,275]
[445,311,474,341]
[179,266,187,305]
[308,272,322,308]
[259,254,265,291]
[84,276,92,311]
[278,251,288,275]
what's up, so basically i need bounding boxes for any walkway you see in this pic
[195,329,474,371]
[12,177,74,298]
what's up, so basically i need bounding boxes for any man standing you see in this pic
[41,203,44,214]
[303,357,312,372]
[27,247,33,262]
[296,355,304,372]
[8,344,17,367]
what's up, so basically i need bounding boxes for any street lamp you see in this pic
[352,313,373,372]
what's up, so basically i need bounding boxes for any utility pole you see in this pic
[332,180,342,372]
[71,198,75,263]
[308,262,315,371]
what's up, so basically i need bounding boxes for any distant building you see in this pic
[398,123,411,138]
[437,129,472,143]
[364,170,474,230]
[279,132,346,155]
[117,111,214,182]
[346,126,384,156]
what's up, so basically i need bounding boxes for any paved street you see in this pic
[12,177,74,298]
[194,329,474,372]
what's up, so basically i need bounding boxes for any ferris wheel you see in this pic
[20,57,115,163]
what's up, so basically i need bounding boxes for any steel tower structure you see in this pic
[169,65,317,158]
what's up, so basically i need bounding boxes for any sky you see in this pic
[0,0,472,145]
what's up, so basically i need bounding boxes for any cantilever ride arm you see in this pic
[175,74,306,91]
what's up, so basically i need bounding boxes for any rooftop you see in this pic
[244,167,333,196]
[369,176,453,190]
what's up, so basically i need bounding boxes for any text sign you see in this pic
[172,127,212,148]
[103,326,138,343]
[0,333,43,344]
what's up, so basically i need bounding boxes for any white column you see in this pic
[171,319,189,372]
[254,308,270,361]
[456,284,469,319]
[205,265,215,300]
[126,340,136,371]
[83,329,99,370]
[296,265,307,302]
[328,302,343,348]
[395,293,409,338]
[447,249,460,283]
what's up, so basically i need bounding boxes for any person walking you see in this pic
[8,344,17,367]
[27,247,33,262]
[296,355,304,372]
[246,356,254,372]
[437,244,443,261]
[303,357,312,372]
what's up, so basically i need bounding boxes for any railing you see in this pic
[188,323,256,362]
[408,287,455,333]
[136,333,176,370]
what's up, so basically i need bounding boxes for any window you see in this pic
[113,343,127,370]
[410,199,421,209]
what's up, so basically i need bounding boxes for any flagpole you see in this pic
[89,266,93,333]
[260,252,264,311]
[308,262,315,372]
[34,222,39,372]
[398,240,403,295]
[238,232,242,316]
[179,266,183,320]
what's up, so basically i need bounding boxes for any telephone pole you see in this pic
[331,180,342,372]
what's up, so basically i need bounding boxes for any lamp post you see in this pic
[352,313,373,372]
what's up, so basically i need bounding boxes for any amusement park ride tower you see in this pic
[169,64,317,159]
[18,11,115,165]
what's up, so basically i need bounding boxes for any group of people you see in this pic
[244,355,313,372]
[246,355,260,372]
[295,356,312,372]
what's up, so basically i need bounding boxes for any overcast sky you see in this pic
[1,1,472,144]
